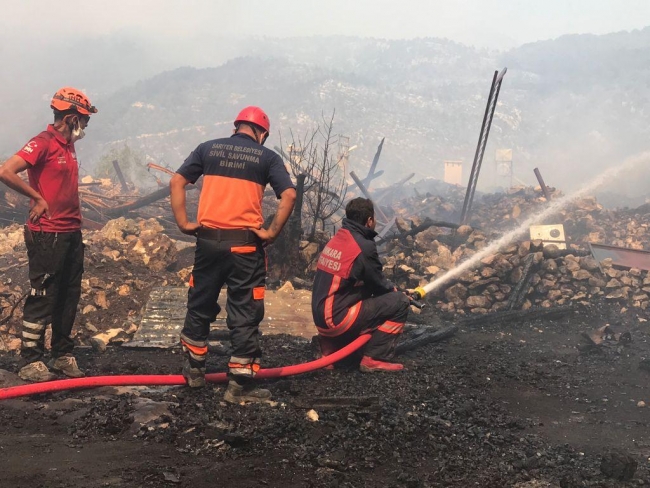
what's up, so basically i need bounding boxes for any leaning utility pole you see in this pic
[459,68,507,225]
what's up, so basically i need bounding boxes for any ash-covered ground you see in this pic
[1,301,649,488]
[1,187,650,487]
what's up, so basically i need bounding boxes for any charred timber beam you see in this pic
[147,163,175,177]
[102,186,197,218]
[459,305,576,328]
[534,167,552,201]
[376,217,461,246]
[112,160,129,192]
[395,325,458,355]
[506,253,536,310]
[403,217,460,237]
[347,138,385,192]
[374,172,415,204]
[349,171,389,223]
[364,137,385,191]
[293,174,306,222]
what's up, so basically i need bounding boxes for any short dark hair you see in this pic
[53,109,88,123]
[235,121,266,134]
[345,197,374,225]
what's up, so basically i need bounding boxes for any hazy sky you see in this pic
[3,0,650,49]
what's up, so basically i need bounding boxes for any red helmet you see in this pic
[51,87,98,116]
[234,106,270,132]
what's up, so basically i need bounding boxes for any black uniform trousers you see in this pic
[180,229,266,380]
[21,228,84,363]
[320,291,410,361]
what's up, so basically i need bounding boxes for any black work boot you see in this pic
[183,362,206,388]
[182,350,206,388]
[223,380,272,404]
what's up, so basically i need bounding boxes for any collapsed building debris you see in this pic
[369,187,650,315]
[582,324,632,347]
[0,217,187,353]
[0,170,200,240]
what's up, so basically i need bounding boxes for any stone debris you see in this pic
[305,409,319,422]
[90,328,132,352]
[87,217,178,272]
[378,190,650,314]
[1,185,650,352]
[0,217,187,352]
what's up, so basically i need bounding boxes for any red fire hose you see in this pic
[0,334,371,400]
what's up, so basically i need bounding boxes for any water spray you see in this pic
[411,152,650,302]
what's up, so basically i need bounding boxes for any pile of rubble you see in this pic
[0,218,186,353]
[84,217,178,272]
[388,185,650,250]
[381,204,650,314]
[3,183,650,347]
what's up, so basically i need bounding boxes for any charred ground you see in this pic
[1,301,649,487]
[1,185,650,487]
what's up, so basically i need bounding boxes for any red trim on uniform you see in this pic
[324,276,340,327]
[231,246,256,254]
[228,362,261,373]
[181,340,207,356]
[319,275,362,337]
[377,321,404,335]
[253,287,265,300]
[188,274,194,288]
[228,362,251,369]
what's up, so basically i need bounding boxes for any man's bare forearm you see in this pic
[268,189,297,238]
[170,173,190,227]
[0,156,43,202]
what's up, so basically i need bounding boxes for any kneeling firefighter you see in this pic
[311,197,410,371]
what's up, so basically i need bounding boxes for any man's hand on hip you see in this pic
[29,197,50,223]
[251,227,276,246]
[179,222,201,236]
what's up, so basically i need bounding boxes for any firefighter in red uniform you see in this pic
[0,87,97,382]
[312,197,410,371]
[170,106,296,403]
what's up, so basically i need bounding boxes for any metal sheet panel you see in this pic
[124,287,319,349]
[123,286,188,349]
[589,243,650,271]
[529,224,567,249]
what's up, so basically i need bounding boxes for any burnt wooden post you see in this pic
[112,160,129,192]
[267,174,306,282]
[349,171,389,223]
[534,167,552,202]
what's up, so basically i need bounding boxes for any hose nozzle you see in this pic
[406,287,427,309]
[412,287,426,301]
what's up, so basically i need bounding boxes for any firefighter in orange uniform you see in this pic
[170,106,296,403]
[312,197,410,371]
